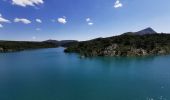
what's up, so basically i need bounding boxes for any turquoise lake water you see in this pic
[0,48,170,100]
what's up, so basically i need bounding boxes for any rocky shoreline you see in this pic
[64,33,170,57]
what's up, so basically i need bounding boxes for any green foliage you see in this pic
[0,41,58,52]
[64,34,170,56]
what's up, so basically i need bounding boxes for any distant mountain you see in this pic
[123,27,157,35]
[65,28,170,57]
[59,40,78,45]
[44,40,78,47]
[44,40,59,44]
[136,27,157,35]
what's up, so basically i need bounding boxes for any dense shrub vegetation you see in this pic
[64,33,170,57]
[0,41,58,52]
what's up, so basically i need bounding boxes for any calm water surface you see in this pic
[0,48,170,100]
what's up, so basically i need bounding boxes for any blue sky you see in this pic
[0,0,170,41]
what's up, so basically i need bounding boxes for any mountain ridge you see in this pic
[64,28,170,57]
[136,27,157,35]
[44,40,78,47]
[123,27,157,35]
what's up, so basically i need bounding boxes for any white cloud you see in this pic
[86,18,91,22]
[88,22,94,26]
[0,24,3,28]
[12,0,44,7]
[86,18,94,26]
[14,18,31,24]
[0,14,10,23]
[57,17,67,24]
[114,0,123,8]
[36,19,42,23]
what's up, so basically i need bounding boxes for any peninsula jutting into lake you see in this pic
[0,40,77,53]
[1,28,170,57]
[0,41,58,52]
[64,28,170,57]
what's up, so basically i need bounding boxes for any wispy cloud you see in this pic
[0,14,10,23]
[86,18,94,26]
[36,28,41,31]
[86,18,91,22]
[14,18,31,24]
[0,24,3,28]
[57,17,67,24]
[36,19,42,23]
[0,13,10,28]
[12,0,44,7]
[88,22,94,26]
[114,0,123,8]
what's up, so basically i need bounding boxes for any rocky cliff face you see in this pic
[103,44,168,56]
[75,44,169,57]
